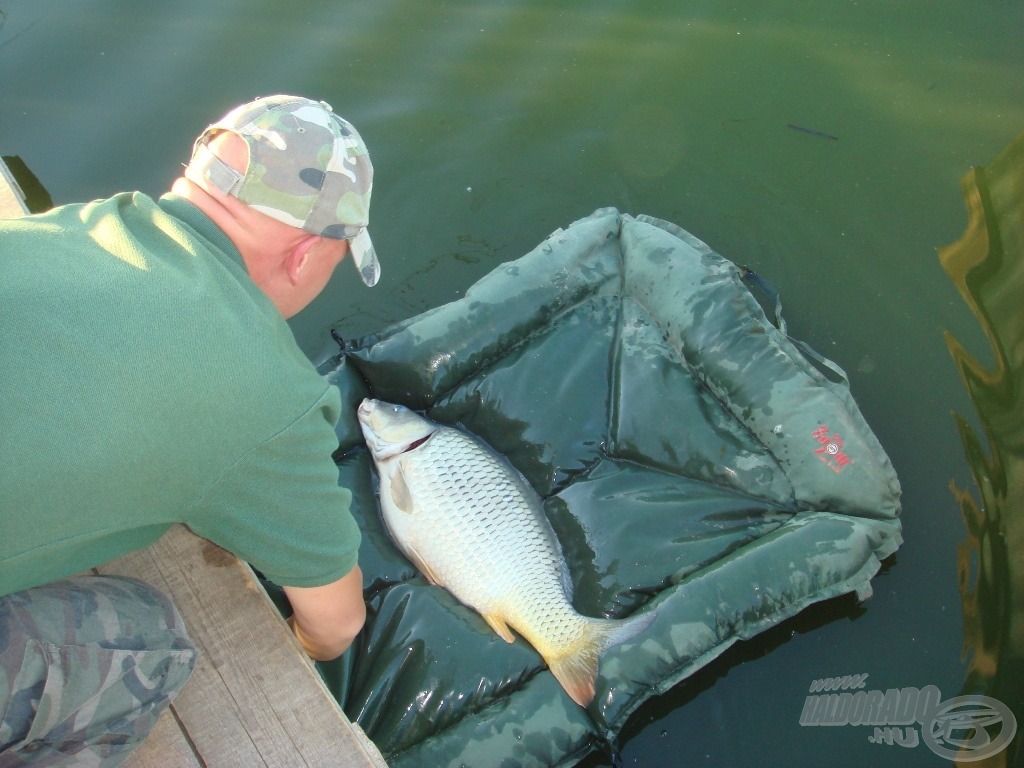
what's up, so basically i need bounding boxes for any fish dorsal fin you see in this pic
[559,560,574,601]
[482,613,516,644]
[390,460,415,514]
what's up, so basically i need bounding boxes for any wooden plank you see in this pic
[122,708,202,768]
[0,158,29,218]
[99,526,388,768]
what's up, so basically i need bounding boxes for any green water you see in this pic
[2,1,1022,765]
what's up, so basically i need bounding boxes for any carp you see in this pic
[357,398,655,707]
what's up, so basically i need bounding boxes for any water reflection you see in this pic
[941,128,1024,768]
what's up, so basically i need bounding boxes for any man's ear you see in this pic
[286,251,309,286]
[286,237,319,285]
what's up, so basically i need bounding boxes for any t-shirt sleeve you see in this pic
[186,386,361,587]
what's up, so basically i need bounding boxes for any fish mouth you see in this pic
[357,398,380,429]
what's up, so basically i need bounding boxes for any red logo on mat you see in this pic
[812,425,852,474]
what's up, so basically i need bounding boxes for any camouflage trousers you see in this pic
[0,576,196,767]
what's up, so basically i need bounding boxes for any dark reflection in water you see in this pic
[940,129,1024,768]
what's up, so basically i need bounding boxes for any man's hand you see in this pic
[283,565,366,661]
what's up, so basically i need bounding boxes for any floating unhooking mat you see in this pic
[317,208,903,768]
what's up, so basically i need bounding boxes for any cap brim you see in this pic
[350,229,380,287]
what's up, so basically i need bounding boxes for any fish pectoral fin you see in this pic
[482,613,516,644]
[405,542,444,587]
[390,460,415,514]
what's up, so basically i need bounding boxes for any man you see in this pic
[0,95,375,764]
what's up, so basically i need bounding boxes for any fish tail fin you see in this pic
[548,610,657,707]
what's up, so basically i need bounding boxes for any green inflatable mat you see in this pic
[317,208,902,767]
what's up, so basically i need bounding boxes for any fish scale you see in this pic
[405,431,569,618]
[358,398,656,707]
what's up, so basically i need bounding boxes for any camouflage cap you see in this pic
[187,94,380,287]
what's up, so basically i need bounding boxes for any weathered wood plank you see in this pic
[0,158,29,218]
[122,708,203,768]
[99,525,387,768]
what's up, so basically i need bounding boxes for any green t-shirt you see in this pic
[0,192,361,596]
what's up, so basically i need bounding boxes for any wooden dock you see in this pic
[3,159,388,768]
[98,527,387,768]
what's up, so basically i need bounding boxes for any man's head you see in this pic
[177,95,379,317]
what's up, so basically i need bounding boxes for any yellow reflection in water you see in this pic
[940,128,1024,768]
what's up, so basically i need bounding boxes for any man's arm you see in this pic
[283,565,366,661]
